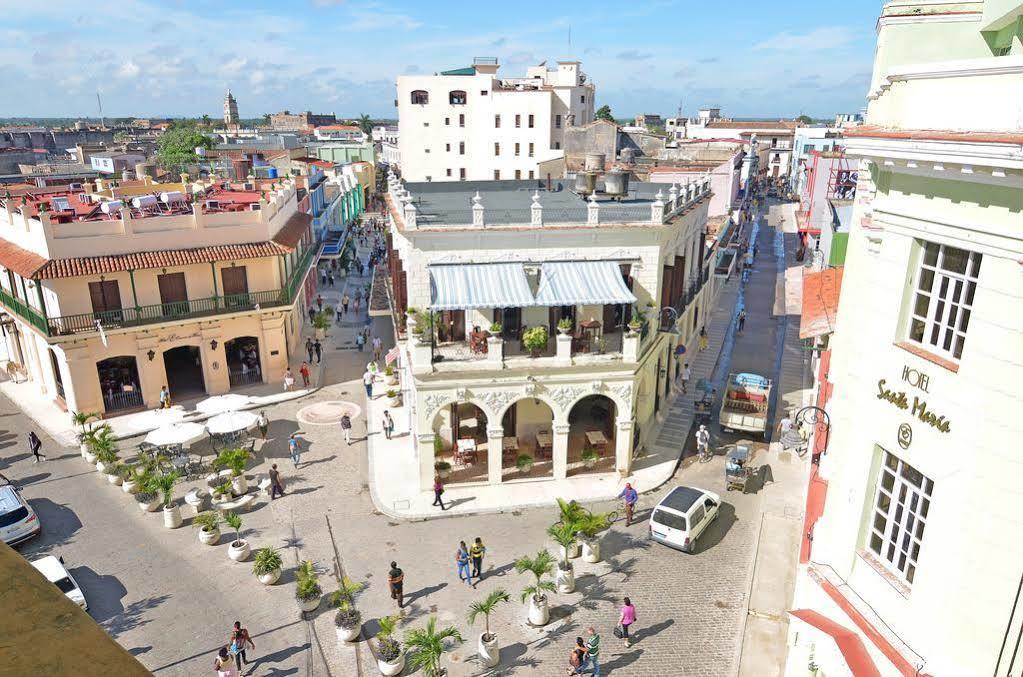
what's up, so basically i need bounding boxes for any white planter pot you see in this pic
[561,542,581,560]
[314,327,326,340]
[527,595,549,626]
[386,375,398,386]
[106,473,122,486]
[228,540,251,562]
[95,460,108,474]
[335,623,361,643]
[212,493,230,505]
[80,442,88,456]
[258,568,282,586]
[198,526,220,545]
[84,452,97,465]
[518,461,534,473]
[582,459,598,469]
[478,633,500,668]
[437,468,451,480]
[122,479,138,494]
[231,474,248,496]
[163,504,182,529]
[389,396,402,407]
[297,595,320,612]
[582,539,601,563]
[378,652,405,676]
[138,498,161,512]
[556,565,576,594]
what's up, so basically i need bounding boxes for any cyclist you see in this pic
[617,483,638,527]
[696,424,710,461]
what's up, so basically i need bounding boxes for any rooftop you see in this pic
[800,267,844,340]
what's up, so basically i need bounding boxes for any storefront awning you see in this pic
[534,261,637,307]
[429,263,535,310]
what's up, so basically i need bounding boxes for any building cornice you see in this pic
[843,132,1023,172]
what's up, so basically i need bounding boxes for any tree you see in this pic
[201,114,211,127]
[514,550,556,604]
[595,105,615,122]
[796,114,814,125]
[156,123,214,173]
[357,113,373,136]
[467,589,510,642]
[404,616,462,677]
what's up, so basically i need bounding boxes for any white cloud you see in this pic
[117,60,140,79]
[347,8,421,31]
[754,27,856,51]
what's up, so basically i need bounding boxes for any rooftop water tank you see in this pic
[100,200,123,214]
[574,172,597,195]
[132,195,158,209]
[160,191,185,204]
[620,147,636,163]
[584,153,605,172]
[604,169,630,197]
[267,166,278,179]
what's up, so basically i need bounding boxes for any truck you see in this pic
[719,372,771,438]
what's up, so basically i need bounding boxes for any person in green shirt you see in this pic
[573,627,600,676]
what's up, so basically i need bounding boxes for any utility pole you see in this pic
[96,91,105,129]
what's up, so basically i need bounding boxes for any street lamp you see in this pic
[793,405,831,464]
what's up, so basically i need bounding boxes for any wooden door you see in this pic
[157,272,188,315]
[221,266,249,307]
[88,280,122,313]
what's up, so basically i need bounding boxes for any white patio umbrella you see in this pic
[132,407,186,430]
[206,410,259,435]
[195,394,252,415]
[144,422,207,447]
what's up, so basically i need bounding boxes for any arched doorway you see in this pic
[96,356,144,412]
[225,336,262,387]
[163,346,205,399]
[433,402,488,484]
[567,394,617,477]
[500,399,555,480]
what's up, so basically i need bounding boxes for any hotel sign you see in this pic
[876,365,951,435]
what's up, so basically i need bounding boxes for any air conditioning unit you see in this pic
[243,182,255,191]
[248,203,261,211]
[205,200,220,210]
[69,183,83,191]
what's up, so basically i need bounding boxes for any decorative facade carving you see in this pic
[424,393,448,417]
[550,386,585,411]
[611,383,633,406]
[478,389,515,415]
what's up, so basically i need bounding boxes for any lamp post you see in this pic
[793,405,831,463]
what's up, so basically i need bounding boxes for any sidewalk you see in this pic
[366,276,743,520]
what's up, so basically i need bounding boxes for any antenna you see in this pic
[96,91,105,129]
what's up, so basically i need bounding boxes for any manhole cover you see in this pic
[296,400,361,426]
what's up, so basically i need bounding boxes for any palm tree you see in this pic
[404,615,462,677]
[556,497,586,527]
[467,589,509,642]
[547,523,578,570]
[514,550,556,605]
[330,576,365,610]
[224,511,243,545]
[201,114,211,127]
[357,113,373,136]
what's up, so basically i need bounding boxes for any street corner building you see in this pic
[0,175,317,417]
[381,167,731,492]
[786,2,1023,676]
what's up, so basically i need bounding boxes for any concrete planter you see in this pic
[163,504,182,529]
[582,539,601,563]
[184,489,209,514]
[258,568,282,586]
[122,479,139,494]
[80,442,89,457]
[378,652,404,676]
[297,595,320,613]
[556,565,575,593]
[95,460,108,474]
[84,452,97,465]
[560,542,581,560]
[335,623,361,643]
[527,595,549,626]
[478,634,499,668]
[198,526,220,546]
[314,327,326,340]
[106,473,122,486]
[138,497,161,512]
[228,540,251,562]
[231,474,248,496]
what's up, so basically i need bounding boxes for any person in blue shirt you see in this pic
[618,483,639,527]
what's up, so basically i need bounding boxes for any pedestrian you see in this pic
[362,369,374,398]
[336,306,343,324]
[342,293,350,315]
[469,537,486,583]
[328,271,334,287]
[382,410,394,440]
[28,431,45,463]
[316,294,324,312]
[321,269,327,286]
[568,637,586,675]
[455,541,471,584]
[340,413,353,446]
[387,561,404,609]
[432,475,446,510]
[306,338,314,363]
[257,411,269,439]
[313,339,322,363]
[159,385,170,409]
[289,433,301,467]
[698,326,708,351]
[283,367,295,391]
[308,306,316,324]
[696,424,710,460]
[372,335,383,362]
[353,294,361,315]
[737,309,747,332]
[582,627,601,677]
[355,332,365,352]
[299,361,311,387]
[753,242,759,259]
[269,463,285,499]
[214,647,239,677]
[230,621,255,668]
[618,482,638,527]
[681,362,691,394]
[617,597,637,648]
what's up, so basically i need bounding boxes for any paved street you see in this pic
[2,200,809,676]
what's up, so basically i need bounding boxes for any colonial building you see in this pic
[683,110,802,179]
[384,171,723,491]
[269,110,337,131]
[786,2,1023,675]
[396,58,595,182]
[223,89,239,126]
[0,177,316,417]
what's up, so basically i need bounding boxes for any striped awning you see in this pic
[535,261,637,306]
[429,263,535,310]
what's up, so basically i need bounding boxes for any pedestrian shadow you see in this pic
[444,496,476,510]
[626,507,654,525]
[48,453,81,462]
[486,561,516,579]
[244,642,310,675]
[0,451,29,466]
[475,641,539,673]
[11,471,50,485]
[696,502,737,552]
[601,647,644,671]
[127,646,152,657]
[403,581,448,606]
[630,618,674,645]
[289,485,323,497]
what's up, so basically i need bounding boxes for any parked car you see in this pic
[0,474,40,546]
[31,555,87,610]
[649,485,720,553]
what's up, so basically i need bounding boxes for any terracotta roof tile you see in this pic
[271,211,312,251]
[0,239,48,278]
[800,267,843,339]
[843,125,1023,145]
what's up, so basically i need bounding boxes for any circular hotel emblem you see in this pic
[897,423,913,450]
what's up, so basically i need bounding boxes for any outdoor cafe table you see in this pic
[535,430,552,459]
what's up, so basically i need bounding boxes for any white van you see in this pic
[649,485,720,553]
[31,555,87,610]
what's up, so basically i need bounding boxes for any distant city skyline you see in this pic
[1,0,879,119]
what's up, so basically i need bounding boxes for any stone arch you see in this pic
[559,386,631,424]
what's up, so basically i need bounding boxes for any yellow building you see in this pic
[0,177,316,416]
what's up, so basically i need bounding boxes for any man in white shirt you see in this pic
[695,424,710,460]
[363,370,374,399]
[681,363,691,394]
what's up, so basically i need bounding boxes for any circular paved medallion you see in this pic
[296,400,362,426]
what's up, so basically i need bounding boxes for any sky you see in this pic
[0,0,881,120]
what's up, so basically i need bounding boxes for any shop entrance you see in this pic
[163,346,205,399]
[225,336,262,387]
[96,356,144,412]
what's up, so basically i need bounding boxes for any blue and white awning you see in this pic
[535,261,637,306]
[429,263,535,310]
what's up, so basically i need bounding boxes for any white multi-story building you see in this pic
[372,125,399,144]
[682,110,801,180]
[396,58,595,182]
[786,2,1023,676]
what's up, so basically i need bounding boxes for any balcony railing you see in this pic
[3,243,319,338]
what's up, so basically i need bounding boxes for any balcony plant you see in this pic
[153,470,182,528]
[546,523,578,593]
[557,317,573,335]
[515,453,534,473]
[468,588,510,668]
[386,389,402,407]
[295,560,323,613]
[252,546,283,585]
[224,512,250,562]
[489,321,502,335]
[193,510,221,546]
[404,616,462,677]
[213,447,250,495]
[331,576,365,643]
[514,549,556,626]
[375,614,404,676]
[384,365,398,386]
[522,325,548,358]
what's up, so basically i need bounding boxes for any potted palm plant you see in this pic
[252,546,283,585]
[576,511,613,563]
[555,498,585,559]
[374,614,404,676]
[331,576,365,642]
[212,480,234,505]
[404,616,462,677]
[71,411,97,456]
[214,448,251,495]
[134,472,161,512]
[313,309,332,339]
[514,549,556,626]
[386,389,402,407]
[546,523,578,593]
[122,465,143,494]
[295,560,322,613]
[557,317,573,335]
[468,588,509,668]
[153,471,182,528]
[104,461,124,486]
[581,444,600,469]
[83,424,112,466]
[193,510,221,546]
[521,326,548,358]
[515,453,534,473]
[224,512,249,561]
[384,365,398,386]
